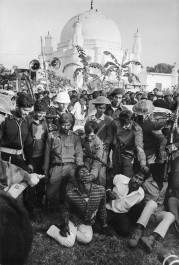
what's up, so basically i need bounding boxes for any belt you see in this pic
[53,162,75,166]
[0,147,23,155]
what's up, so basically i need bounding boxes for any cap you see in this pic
[56,92,70,104]
[59,113,74,124]
[92,96,111,105]
[132,99,154,115]
[110,88,125,96]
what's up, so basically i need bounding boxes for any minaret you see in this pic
[171,62,178,88]
[132,29,142,75]
[72,19,84,47]
[43,32,53,62]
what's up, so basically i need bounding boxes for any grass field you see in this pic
[27,211,179,265]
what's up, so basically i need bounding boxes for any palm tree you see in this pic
[63,46,97,88]
[103,50,142,86]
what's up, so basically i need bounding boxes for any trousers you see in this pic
[168,196,179,225]
[47,221,93,248]
[107,200,145,236]
[137,200,175,238]
[47,164,76,204]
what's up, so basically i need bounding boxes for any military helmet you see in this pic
[132,99,154,115]
[0,97,11,115]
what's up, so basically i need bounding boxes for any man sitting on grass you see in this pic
[47,165,111,247]
[128,163,175,252]
[106,170,147,237]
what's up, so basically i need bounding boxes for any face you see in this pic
[60,121,72,134]
[86,131,96,143]
[78,167,90,184]
[129,173,145,191]
[17,107,32,119]
[35,111,46,121]
[136,95,142,101]
[121,121,131,130]
[113,94,123,106]
[57,102,69,112]
[96,104,106,115]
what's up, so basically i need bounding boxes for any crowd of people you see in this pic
[0,84,179,264]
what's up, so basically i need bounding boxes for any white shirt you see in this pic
[71,102,86,121]
[106,174,144,213]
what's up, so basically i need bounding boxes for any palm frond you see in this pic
[63,63,81,73]
[73,68,83,81]
[89,63,103,71]
[105,65,118,77]
[88,73,101,82]
[104,61,117,68]
[103,51,119,65]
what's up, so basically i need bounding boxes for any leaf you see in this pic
[62,63,81,73]
[73,68,83,80]
[89,63,103,71]
[104,61,117,68]
[103,51,119,65]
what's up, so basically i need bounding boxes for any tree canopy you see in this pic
[146,63,175,74]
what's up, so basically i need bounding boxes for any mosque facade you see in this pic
[38,4,142,89]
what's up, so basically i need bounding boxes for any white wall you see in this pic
[146,73,172,92]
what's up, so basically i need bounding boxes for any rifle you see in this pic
[82,140,110,168]
[163,103,179,180]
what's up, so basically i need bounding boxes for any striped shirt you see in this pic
[61,181,107,227]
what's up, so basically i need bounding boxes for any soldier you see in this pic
[113,109,148,177]
[0,93,43,218]
[132,99,173,164]
[81,120,103,182]
[105,88,127,119]
[44,113,83,208]
[86,96,114,186]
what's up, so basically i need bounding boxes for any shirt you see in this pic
[44,130,83,174]
[113,121,146,165]
[61,181,107,226]
[81,135,103,178]
[106,174,144,213]
[0,114,33,165]
[31,118,48,158]
[143,176,168,215]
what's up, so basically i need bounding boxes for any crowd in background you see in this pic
[1,83,179,264]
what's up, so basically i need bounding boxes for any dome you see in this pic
[60,9,121,45]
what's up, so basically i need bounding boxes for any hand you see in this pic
[106,190,117,201]
[59,223,70,237]
[168,113,177,122]
[48,124,58,132]
[82,173,95,184]
[167,144,178,153]
[28,164,34,173]
[28,173,40,187]
[103,143,109,151]
[141,165,150,174]
[102,226,114,237]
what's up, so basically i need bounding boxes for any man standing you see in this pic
[0,92,34,171]
[105,88,127,119]
[113,109,148,177]
[44,113,83,207]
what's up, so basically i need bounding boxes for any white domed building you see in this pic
[40,4,142,89]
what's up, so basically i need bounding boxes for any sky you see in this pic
[0,0,179,70]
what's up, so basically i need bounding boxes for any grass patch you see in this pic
[27,211,179,265]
